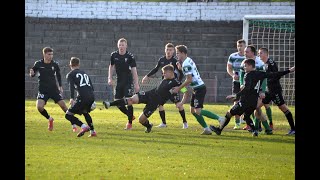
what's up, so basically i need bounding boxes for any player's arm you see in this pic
[142,59,161,84]
[29,62,38,77]
[227,63,234,77]
[172,74,192,94]
[263,68,293,80]
[131,67,140,92]
[55,63,63,92]
[108,64,114,85]
[67,74,75,105]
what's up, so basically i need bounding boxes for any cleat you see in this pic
[209,125,221,135]
[252,130,259,137]
[77,126,90,137]
[48,117,54,131]
[201,128,212,135]
[286,129,295,135]
[258,128,263,132]
[269,123,273,130]
[233,123,241,130]
[157,123,167,128]
[265,129,273,135]
[103,101,110,109]
[145,123,153,133]
[72,127,78,132]
[182,122,188,129]
[124,123,132,130]
[88,131,97,137]
[242,124,251,131]
[218,116,226,128]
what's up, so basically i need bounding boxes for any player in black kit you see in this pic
[141,43,188,129]
[257,47,295,135]
[103,65,186,133]
[108,38,140,130]
[209,59,295,137]
[29,47,72,131]
[65,57,97,138]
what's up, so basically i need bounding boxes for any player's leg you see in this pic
[273,93,295,135]
[53,92,76,132]
[126,83,135,125]
[190,87,212,135]
[157,104,167,128]
[209,103,239,135]
[36,93,54,131]
[172,92,188,128]
[232,81,242,129]
[262,93,273,129]
[139,103,156,133]
[64,100,90,137]
[114,85,129,117]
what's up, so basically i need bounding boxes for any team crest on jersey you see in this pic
[52,66,55,71]
[125,58,128,62]
[264,64,268,70]
[115,58,119,61]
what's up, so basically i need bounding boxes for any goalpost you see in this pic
[243,15,295,106]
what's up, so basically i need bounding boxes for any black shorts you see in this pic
[232,81,240,94]
[115,82,134,99]
[229,100,256,118]
[37,91,63,103]
[137,91,160,118]
[262,91,285,106]
[68,96,94,115]
[159,93,180,106]
[190,85,206,109]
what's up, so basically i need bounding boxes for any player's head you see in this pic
[162,64,175,79]
[165,43,175,58]
[42,47,53,61]
[243,58,255,72]
[236,39,246,54]
[244,45,256,59]
[175,45,188,62]
[117,38,127,54]
[258,47,269,62]
[69,57,80,69]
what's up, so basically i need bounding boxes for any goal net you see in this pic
[243,15,295,106]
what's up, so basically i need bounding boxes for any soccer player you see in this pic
[103,65,186,133]
[141,43,188,129]
[257,47,295,135]
[65,57,97,137]
[29,47,75,131]
[241,45,272,134]
[108,38,140,130]
[171,45,225,135]
[209,59,295,137]
[226,39,246,130]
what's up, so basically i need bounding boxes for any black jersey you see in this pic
[148,78,181,104]
[146,56,183,81]
[110,50,136,81]
[31,59,62,93]
[66,69,94,100]
[236,70,290,104]
[265,58,283,92]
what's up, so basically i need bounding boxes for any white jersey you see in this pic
[181,57,204,89]
[240,56,265,72]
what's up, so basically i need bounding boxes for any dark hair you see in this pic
[42,47,53,54]
[175,45,188,54]
[162,64,174,72]
[70,57,80,67]
[246,45,256,55]
[165,43,174,49]
[237,39,246,45]
[258,47,269,54]
[243,58,255,68]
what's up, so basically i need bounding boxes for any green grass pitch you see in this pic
[25,99,295,179]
